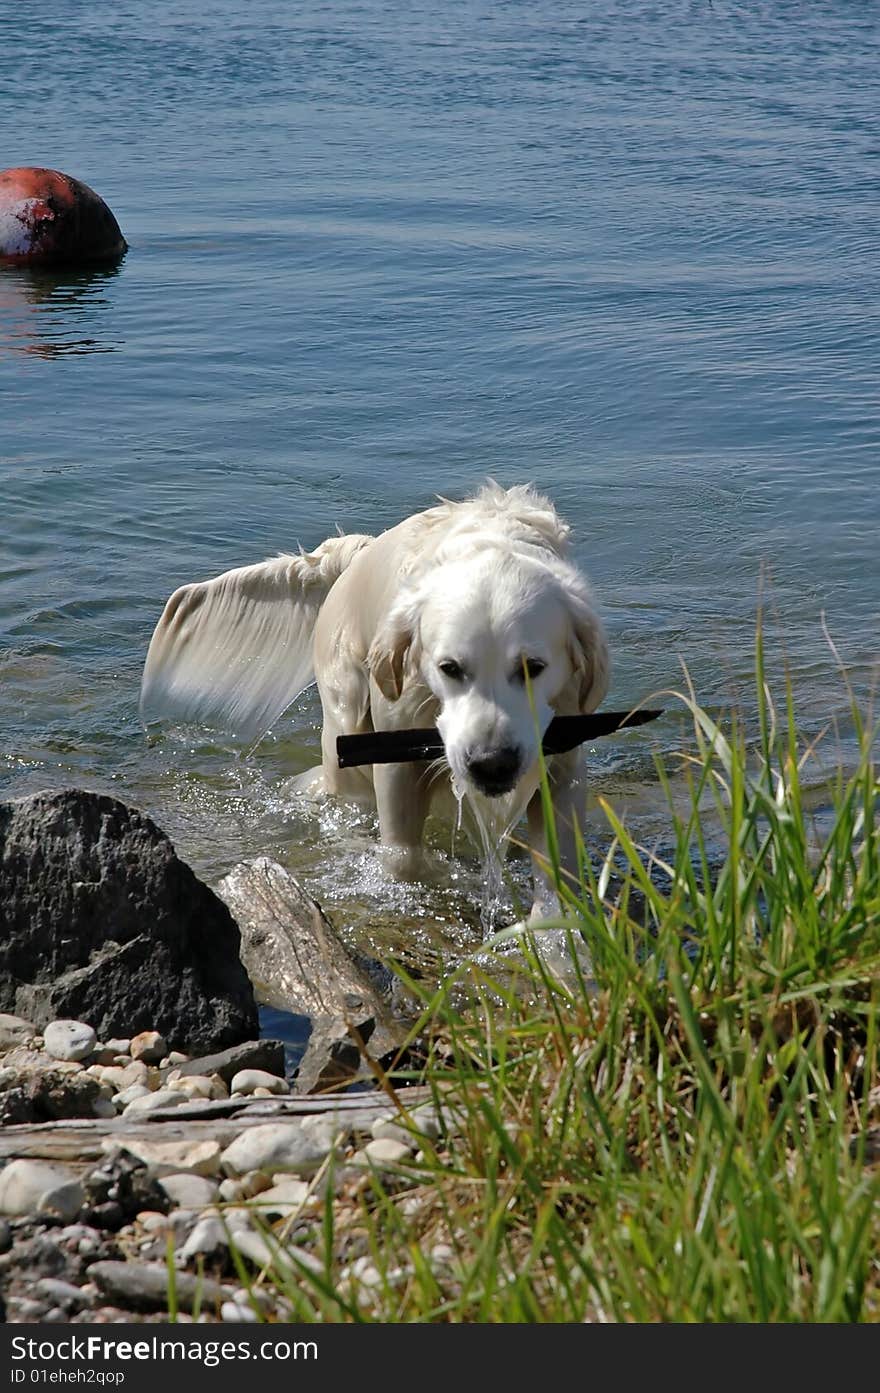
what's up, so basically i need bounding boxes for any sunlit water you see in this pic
[2,1,878,985]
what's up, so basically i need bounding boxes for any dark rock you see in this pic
[171,1038,286,1085]
[0,1219,11,1255]
[0,789,258,1053]
[79,1153,170,1232]
[87,1260,227,1314]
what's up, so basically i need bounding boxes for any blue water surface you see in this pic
[1,0,878,954]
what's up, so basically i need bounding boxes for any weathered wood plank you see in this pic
[0,1086,437,1167]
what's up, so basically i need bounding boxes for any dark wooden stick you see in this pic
[336,708,663,768]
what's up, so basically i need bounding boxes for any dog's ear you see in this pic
[367,605,418,702]
[567,594,610,714]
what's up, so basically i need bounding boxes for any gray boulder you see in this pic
[0,789,258,1053]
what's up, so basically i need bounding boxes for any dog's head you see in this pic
[367,550,609,798]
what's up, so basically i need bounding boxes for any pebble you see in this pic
[179,1217,229,1263]
[92,1060,150,1091]
[138,1211,172,1235]
[165,1074,224,1101]
[224,1228,272,1268]
[87,1260,227,1314]
[360,1138,413,1167]
[345,1255,382,1288]
[247,1178,311,1219]
[43,1020,97,1063]
[221,1301,258,1323]
[0,1013,37,1051]
[122,1089,187,1116]
[228,1064,286,1097]
[157,1174,219,1209]
[232,1284,273,1313]
[274,1246,323,1278]
[0,1160,85,1221]
[37,1178,87,1224]
[34,1277,93,1311]
[370,1119,420,1151]
[129,1031,167,1064]
[104,1038,131,1056]
[220,1122,338,1178]
[113,1083,152,1110]
[103,1137,222,1178]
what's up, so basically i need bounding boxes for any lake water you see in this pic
[2,0,878,962]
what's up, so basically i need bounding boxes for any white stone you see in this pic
[113,1084,152,1111]
[179,1217,229,1262]
[130,1031,167,1063]
[0,1161,84,1221]
[139,1212,172,1234]
[231,1068,288,1096]
[247,1178,311,1219]
[158,1173,219,1209]
[370,1118,419,1150]
[221,1301,258,1323]
[94,1060,150,1092]
[219,1206,255,1235]
[43,1020,96,1063]
[226,1229,273,1268]
[346,1255,382,1287]
[165,1074,218,1100]
[232,1285,273,1314]
[104,1038,131,1056]
[102,1137,222,1178]
[220,1123,337,1178]
[362,1138,412,1167]
[122,1089,187,1116]
[38,1180,85,1223]
[217,1178,244,1202]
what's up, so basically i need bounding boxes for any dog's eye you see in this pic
[517,657,547,683]
[438,659,466,681]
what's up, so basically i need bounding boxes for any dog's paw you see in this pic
[377,843,431,882]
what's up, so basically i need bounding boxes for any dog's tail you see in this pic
[140,532,373,743]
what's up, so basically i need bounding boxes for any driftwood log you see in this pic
[0,1088,436,1170]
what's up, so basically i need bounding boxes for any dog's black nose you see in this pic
[465,745,522,796]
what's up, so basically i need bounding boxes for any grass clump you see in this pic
[250,645,880,1323]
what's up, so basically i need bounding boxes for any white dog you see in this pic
[140,483,609,919]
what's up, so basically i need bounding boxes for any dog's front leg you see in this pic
[373,762,433,880]
[525,750,587,920]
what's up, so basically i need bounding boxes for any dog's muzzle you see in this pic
[464,744,522,797]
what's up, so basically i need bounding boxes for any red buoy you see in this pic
[0,167,127,267]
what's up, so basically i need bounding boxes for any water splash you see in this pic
[457,785,525,936]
